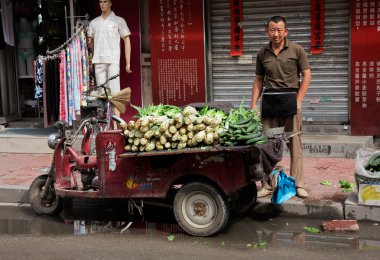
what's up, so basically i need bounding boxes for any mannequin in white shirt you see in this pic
[88,0,132,119]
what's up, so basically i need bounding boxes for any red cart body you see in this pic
[31,129,263,237]
[54,130,261,201]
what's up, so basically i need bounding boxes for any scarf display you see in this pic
[35,27,90,127]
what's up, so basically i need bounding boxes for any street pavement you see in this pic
[0,152,378,222]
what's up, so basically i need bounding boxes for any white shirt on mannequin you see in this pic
[88,11,130,64]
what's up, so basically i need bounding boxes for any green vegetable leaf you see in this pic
[167,234,175,242]
[304,226,321,233]
[339,179,356,192]
[320,180,333,186]
[247,241,267,249]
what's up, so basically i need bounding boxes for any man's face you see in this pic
[99,0,112,13]
[266,21,288,45]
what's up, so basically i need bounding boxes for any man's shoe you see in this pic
[257,188,273,198]
[296,188,309,198]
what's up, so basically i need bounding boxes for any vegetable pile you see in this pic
[219,104,267,146]
[365,153,380,173]
[120,103,268,152]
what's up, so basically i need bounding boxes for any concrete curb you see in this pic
[0,185,29,204]
[345,192,380,222]
[253,196,344,219]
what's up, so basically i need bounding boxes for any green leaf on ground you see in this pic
[247,241,267,249]
[320,180,333,186]
[339,179,356,192]
[167,234,175,242]
[304,226,321,233]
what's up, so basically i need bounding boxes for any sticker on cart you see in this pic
[105,140,115,151]
[124,178,153,190]
[105,140,116,171]
[107,150,116,171]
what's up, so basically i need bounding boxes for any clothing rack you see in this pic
[45,19,89,56]
[34,19,91,127]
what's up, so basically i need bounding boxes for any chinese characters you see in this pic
[159,0,187,52]
[354,60,380,108]
[311,0,324,54]
[230,0,243,56]
[354,0,380,31]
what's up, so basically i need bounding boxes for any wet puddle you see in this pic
[1,204,380,251]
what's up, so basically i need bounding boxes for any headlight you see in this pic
[47,132,62,150]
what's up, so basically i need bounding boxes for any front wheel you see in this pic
[173,182,229,237]
[29,175,63,215]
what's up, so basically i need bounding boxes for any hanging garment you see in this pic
[34,58,43,99]
[72,38,81,116]
[59,50,66,121]
[1,0,15,46]
[45,59,60,125]
[80,31,89,106]
[66,45,74,125]
[75,37,83,109]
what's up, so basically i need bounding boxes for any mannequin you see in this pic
[88,0,132,120]
[17,17,35,76]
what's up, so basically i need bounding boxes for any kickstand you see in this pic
[128,199,143,216]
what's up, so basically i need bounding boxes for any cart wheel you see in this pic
[173,182,229,237]
[231,182,257,217]
[29,175,63,216]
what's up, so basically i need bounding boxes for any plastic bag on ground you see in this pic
[271,169,296,204]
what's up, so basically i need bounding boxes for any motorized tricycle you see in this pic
[29,79,264,237]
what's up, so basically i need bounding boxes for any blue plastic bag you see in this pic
[271,169,296,204]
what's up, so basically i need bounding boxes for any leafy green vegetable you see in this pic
[304,226,321,233]
[225,100,260,125]
[339,179,356,192]
[131,104,181,118]
[198,106,227,119]
[320,180,333,186]
[167,234,175,242]
[247,241,268,249]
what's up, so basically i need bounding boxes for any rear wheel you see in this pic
[173,182,229,237]
[29,175,63,215]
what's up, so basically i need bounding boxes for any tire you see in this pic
[173,182,229,237]
[230,182,257,217]
[29,175,63,216]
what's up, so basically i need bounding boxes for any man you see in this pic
[88,0,132,118]
[251,16,311,198]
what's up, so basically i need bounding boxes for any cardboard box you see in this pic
[358,183,380,206]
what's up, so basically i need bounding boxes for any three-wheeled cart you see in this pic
[30,128,266,236]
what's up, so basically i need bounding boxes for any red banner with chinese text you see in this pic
[230,0,243,56]
[149,0,206,106]
[311,0,324,54]
[350,0,380,135]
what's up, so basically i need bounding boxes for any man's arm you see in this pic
[251,74,264,110]
[297,68,311,103]
[123,36,132,73]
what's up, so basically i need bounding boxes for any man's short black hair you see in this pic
[266,16,287,28]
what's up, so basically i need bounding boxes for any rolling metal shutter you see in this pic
[209,0,349,123]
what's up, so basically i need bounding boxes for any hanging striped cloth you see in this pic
[58,50,66,121]
[66,45,74,125]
